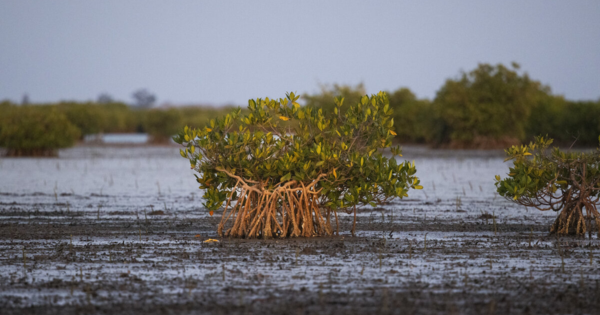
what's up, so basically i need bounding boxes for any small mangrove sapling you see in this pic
[495,136,600,237]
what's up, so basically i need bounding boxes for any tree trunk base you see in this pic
[550,204,599,237]
[216,174,336,239]
[550,210,584,236]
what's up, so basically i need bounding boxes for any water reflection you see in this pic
[84,133,150,144]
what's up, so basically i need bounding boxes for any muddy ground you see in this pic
[1,146,599,314]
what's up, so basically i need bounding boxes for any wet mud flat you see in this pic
[1,146,600,314]
[2,200,600,315]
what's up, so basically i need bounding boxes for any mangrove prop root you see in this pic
[217,172,334,239]
[550,201,600,237]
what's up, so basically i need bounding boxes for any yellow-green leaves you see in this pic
[390,146,403,157]
[360,95,368,105]
[496,135,600,222]
[175,90,421,216]
[280,173,292,182]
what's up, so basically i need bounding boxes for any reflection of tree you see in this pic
[132,89,156,108]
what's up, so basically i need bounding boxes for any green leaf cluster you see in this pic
[495,135,600,204]
[174,91,421,213]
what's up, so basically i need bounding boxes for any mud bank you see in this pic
[1,147,599,314]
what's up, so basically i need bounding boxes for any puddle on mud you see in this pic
[1,146,599,314]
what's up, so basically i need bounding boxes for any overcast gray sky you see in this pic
[1,0,599,105]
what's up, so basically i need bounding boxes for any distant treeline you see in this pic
[0,101,236,155]
[1,62,599,155]
[304,63,600,148]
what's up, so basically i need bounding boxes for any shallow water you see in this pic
[84,133,151,144]
[1,146,599,314]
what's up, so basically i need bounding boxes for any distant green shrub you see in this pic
[56,101,140,136]
[525,94,566,143]
[143,108,182,143]
[57,102,106,138]
[559,100,600,146]
[527,97,600,147]
[432,63,547,148]
[179,105,239,129]
[387,87,433,143]
[303,84,366,115]
[101,103,140,133]
[0,106,80,156]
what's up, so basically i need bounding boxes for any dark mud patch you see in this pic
[1,205,600,315]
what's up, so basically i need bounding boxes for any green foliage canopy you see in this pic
[175,91,422,215]
[496,136,600,236]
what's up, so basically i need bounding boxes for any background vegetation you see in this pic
[0,102,237,151]
[303,63,600,148]
[0,105,80,156]
[1,62,599,153]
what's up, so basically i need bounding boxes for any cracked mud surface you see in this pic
[1,146,599,314]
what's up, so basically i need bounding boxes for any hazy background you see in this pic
[1,0,599,105]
